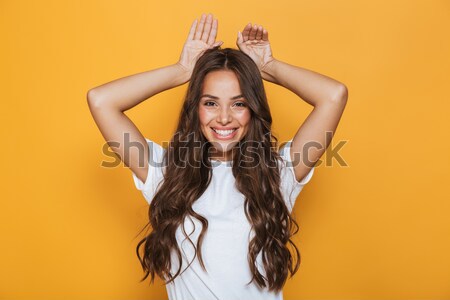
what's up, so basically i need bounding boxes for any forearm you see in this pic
[261,59,346,106]
[87,63,190,112]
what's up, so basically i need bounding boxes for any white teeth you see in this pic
[213,128,236,136]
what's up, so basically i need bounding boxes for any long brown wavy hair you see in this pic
[136,47,301,293]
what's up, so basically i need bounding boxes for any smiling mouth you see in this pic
[211,127,238,137]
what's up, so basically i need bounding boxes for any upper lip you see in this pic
[212,127,237,130]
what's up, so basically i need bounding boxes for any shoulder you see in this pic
[143,138,166,163]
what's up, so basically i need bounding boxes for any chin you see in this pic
[209,140,238,152]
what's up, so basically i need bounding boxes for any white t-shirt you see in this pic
[132,138,315,300]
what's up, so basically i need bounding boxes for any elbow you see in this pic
[87,88,102,110]
[330,84,348,106]
[87,89,122,112]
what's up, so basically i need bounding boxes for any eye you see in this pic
[233,102,247,107]
[204,101,216,107]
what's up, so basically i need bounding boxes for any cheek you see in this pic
[198,107,209,125]
[240,110,252,126]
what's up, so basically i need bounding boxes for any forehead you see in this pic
[202,70,241,94]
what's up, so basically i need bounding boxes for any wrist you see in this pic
[174,62,192,85]
[260,58,278,83]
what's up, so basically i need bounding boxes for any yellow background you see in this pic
[2,0,449,299]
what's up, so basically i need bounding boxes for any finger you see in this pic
[255,25,263,40]
[242,23,252,42]
[187,19,197,41]
[207,18,218,45]
[262,28,269,41]
[201,13,213,43]
[237,30,243,44]
[194,13,206,40]
[249,24,258,40]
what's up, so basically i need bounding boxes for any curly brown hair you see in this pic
[136,47,301,293]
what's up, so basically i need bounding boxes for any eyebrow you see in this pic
[200,94,244,100]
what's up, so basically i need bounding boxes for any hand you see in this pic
[177,13,223,78]
[236,23,276,77]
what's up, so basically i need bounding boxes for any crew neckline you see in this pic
[209,158,233,167]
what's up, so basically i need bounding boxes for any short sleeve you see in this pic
[131,138,165,204]
[279,139,315,212]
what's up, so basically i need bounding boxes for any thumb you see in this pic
[237,31,243,44]
[211,41,224,48]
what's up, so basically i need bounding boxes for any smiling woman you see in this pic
[87,12,346,300]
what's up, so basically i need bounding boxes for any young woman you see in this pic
[87,13,347,300]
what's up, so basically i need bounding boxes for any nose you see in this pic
[216,106,232,125]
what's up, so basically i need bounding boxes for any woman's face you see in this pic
[198,70,251,161]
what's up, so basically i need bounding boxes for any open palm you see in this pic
[177,13,223,77]
[236,23,275,73]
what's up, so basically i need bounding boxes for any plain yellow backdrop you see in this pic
[1,0,449,299]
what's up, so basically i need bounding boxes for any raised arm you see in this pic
[87,63,189,183]
[263,59,347,182]
[236,23,348,182]
[87,13,223,183]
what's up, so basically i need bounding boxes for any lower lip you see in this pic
[211,128,238,140]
